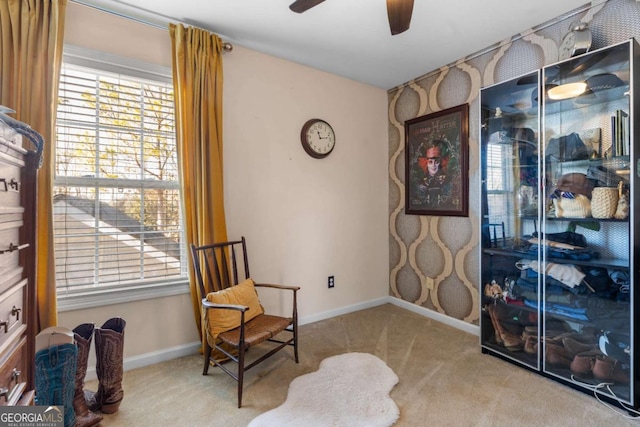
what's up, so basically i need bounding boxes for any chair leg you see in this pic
[203,344,212,375]
[294,327,299,363]
[237,344,245,408]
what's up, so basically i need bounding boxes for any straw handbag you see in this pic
[591,187,619,219]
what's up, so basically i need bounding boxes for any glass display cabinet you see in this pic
[480,39,638,408]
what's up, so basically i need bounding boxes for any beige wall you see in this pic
[222,46,389,318]
[58,2,389,365]
[388,0,640,325]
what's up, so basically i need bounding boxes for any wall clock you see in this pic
[558,21,592,60]
[300,118,335,159]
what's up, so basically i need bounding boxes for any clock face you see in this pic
[301,119,335,158]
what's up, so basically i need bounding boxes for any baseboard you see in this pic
[299,295,479,337]
[388,296,480,336]
[85,341,201,381]
[96,296,478,379]
[298,296,390,326]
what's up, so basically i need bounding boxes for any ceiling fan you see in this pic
[289,0,415,35]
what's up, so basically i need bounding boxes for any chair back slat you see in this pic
[190,237,251,296]
[241,237,250,278]
[214,246,227,291]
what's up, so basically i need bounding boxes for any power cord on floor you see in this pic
[570,375,640,420]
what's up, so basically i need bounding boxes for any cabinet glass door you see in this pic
[541,40,634,404]
[480,71,541,370]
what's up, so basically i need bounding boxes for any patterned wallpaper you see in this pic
[388,0,640,325]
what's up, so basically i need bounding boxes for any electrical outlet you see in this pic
[328,276,335,288]
[425,277,434,290]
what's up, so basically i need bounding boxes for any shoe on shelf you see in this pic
[486,305,523,351]
[485,305,502,345]
[569,351,602,378]
[545,343,572,368]
[521,326,538,341]
[592,355,629,385]
[562,337,598,358]
[524,335,538,354]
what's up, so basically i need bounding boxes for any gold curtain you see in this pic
[0,0,66,331]
[169,24,228,341]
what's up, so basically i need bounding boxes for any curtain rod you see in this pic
[69,0,233,52]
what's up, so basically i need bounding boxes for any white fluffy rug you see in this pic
[248,352,400,427]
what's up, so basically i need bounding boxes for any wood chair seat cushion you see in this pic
[218,314,292,348]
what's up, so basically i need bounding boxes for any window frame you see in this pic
[55,45,189,312]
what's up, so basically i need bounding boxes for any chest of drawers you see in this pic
[0,121,36,405]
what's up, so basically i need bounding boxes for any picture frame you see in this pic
[404,103,469,217]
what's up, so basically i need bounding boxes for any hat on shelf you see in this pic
[576,73,626,104]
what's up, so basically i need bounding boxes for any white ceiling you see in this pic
[74,0,591,89]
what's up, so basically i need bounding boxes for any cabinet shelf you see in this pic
[544,216,628,223]
[482,248,629,269]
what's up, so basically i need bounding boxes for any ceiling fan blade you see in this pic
[289,0,326,13]
[387,0,414,35]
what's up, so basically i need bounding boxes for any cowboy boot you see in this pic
[85,317,126,414]
[485,304,502,345]
[489,304,524,351]
[35,343,77,427]
[73,324,103,427]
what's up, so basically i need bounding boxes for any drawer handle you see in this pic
[0,178,19,192]
[10,306,20,321]
[0,320,8,333]
[0,243,29,255]
[10,369,20,388]
[0,370,22,402]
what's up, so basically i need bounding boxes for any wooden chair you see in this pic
[190,237,299,407]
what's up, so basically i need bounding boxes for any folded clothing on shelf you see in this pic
[545,133,589,162]
[523,299,589,321]
[517,259,586,289]
[547,263,585,288]
[525,232,599,260]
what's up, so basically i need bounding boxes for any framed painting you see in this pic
[405,103,469,216]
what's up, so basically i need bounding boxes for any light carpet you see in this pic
[247,352,400,427]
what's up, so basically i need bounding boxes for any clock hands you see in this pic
[317,131,329,140]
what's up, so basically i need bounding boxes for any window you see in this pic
[485,143,516,238]
[54,46,188,310]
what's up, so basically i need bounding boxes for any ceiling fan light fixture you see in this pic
[387,0,414,35]
[547,81,587,100]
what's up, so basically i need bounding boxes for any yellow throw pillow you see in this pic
[204,278,264,337]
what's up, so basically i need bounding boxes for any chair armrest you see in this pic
[254,283,300,291]
[254,283,299,328]
[202,300,249,312]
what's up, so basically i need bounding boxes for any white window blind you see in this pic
[486,143,515,238]
[54,51,187,298]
